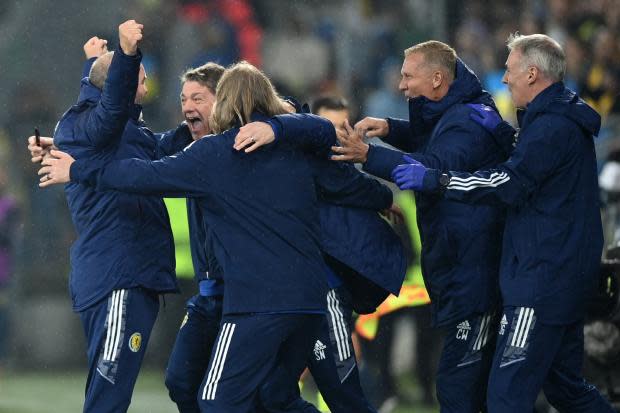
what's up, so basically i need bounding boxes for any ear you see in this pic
[527,66,538,85]
[432,70,444,89]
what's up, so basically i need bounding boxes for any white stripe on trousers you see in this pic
[473,314,491,351]
[517,308,534,348]
[511,307,534,348]
[103,290,125,361]
[327,290,351,361]
[202,322,236,400]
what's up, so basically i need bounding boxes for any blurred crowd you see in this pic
[0,0,619,409]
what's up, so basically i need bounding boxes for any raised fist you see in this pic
[118,19,143,56]
[83,36,108,59]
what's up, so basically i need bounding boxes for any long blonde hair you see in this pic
[210,61,288,133]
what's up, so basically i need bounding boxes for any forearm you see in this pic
[363,145,408,181]
[443,167,523,206]
[268,113,336,157]
[383,118,417,151]
[70,156,200,198]
[85,47,142,148]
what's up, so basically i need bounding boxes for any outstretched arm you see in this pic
[38,141,212,198]
[393,119,571,208]
[234,113,336,157]
[313,159,393,210]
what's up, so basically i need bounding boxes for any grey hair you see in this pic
[88,51,115,90]
[507,33,566,82]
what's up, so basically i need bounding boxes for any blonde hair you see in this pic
[404,40,456,82]
[210,61,288,133]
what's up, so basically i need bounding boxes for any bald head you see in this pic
[87,51,149,104]
[89,51,114,90]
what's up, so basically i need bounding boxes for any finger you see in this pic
[344,119,354,135]
[31,156,43,164]
[49,149,66,158]
[364,129,383,138]
[39,178,55,188]
[233,136,252,151]
[353,119,370,131]
[244,142,261,153]
[28,145,42,154]
[330,154,356,162]
[37,166,51,176]
[335,128,350,141]
[41,156,55,166]
[330,146,348,154]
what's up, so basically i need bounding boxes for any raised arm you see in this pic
[79,20,143,149]
[81,36,109,80]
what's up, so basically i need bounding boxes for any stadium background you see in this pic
[0,0,618,412]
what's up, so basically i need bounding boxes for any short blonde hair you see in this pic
[404,40,456,82]
[210,61,287,133]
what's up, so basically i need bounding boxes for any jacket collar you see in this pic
[519,82,601,137]
[408,58,493,132]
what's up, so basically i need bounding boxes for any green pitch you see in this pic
[0,370,438,412]
[0,370,173,413]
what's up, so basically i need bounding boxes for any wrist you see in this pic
[119,44,138,57]
[362,143,370,163]
[423,169,449,191]
[264,119,281,141]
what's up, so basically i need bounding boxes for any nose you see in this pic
[502,71,508,85]
[182,100,195,113]
[398,78,407,91]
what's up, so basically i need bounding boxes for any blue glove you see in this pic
[468,103,502,132]
[391,155,428,190]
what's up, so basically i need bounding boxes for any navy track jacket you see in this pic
[441,82,603,324]
[54,48,179,311]
[157,125,225,290]
[70,113,392,314]
[362,59,511,327]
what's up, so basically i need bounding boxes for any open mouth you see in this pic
[185,116,205,132]
[186,116,201,126]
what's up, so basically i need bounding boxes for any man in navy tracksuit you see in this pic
[332,41,512,412]
[50,21,179,413]
[43,75,393,413]
[159,63,227,413]
[392,34,615,412]
[297,96,407,413]
[31,43,224,413]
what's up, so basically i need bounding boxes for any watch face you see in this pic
[439,173,450,186]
